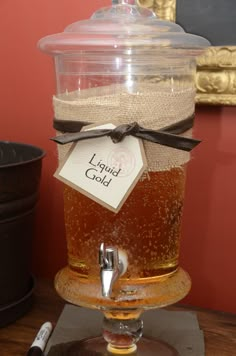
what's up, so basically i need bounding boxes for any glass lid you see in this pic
[38,0,210,55]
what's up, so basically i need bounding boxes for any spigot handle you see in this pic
[99,243,119,270]
[99,243,128,298]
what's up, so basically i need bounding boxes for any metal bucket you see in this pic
[0,141,45,324]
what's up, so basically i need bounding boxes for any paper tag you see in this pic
[54,123,147,212]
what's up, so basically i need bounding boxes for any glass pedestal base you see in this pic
[50,336,179,355]
[53,268,189,355]
[55,267,191,311]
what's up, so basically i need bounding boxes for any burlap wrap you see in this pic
[53,83,195,171]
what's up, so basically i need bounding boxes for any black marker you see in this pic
[26,322,53,356]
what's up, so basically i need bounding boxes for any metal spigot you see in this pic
[99,243,126,298]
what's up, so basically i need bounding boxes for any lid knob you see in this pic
[112,0,137,4]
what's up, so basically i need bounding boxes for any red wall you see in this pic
[181,105,236,314]
[1,1,236,314]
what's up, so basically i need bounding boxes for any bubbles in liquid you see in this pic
[63,166,186,279]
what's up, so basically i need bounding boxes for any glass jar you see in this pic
[38,1,209,354]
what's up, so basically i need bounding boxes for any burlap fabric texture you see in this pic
[53,83,196,172]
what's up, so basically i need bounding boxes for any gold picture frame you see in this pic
[139,0,236,105]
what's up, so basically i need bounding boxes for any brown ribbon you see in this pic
[51,114,200,152]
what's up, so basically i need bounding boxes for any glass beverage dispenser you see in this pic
[38,1,209,354]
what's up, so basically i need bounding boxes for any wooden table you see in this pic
[0,279,235,355]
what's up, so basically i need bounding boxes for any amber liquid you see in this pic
[63,167,186,280]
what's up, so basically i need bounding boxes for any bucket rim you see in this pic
[0,141,46,169]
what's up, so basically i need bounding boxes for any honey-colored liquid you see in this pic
[63,167,186,280]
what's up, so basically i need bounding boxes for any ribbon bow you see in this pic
[51,115,200,152]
